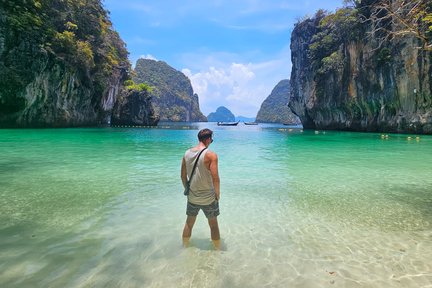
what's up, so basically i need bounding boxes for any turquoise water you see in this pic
[1,123,431,287]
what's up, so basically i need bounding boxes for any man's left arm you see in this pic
[181,157,188,188]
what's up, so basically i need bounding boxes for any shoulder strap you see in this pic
[187,148,207,187]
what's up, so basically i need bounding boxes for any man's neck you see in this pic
[194,143,207,150]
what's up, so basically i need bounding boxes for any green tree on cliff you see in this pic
[308,8,362,74]
[349,0,432,50]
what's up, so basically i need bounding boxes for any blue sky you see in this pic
[104,0,345,117]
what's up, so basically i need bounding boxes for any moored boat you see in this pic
[244,122,258,125]
[217,121,240,126]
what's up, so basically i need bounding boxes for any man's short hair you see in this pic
[198,128,213,142]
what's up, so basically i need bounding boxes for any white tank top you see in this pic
[184,148,215,205]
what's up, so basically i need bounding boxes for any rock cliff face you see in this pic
[207,106,235,122]
[0,55,127,127]
[256,80,300,124]
[290,8,432,134]
[133,59,207,122]
[0,0,129,127]
[111,89,159,126]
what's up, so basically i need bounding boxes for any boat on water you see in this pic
[217,121,240,126]
[244,122,258,125]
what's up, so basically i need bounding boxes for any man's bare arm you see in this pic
[181,157,188,188]
[208,152,220,200]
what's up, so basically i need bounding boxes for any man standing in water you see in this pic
[181,128,221,249]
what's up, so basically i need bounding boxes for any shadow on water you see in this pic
[186,238,227,251]
[389,184,432,219]
[0,158,47,174]
[0,218,114,288]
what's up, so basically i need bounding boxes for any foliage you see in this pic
[132,59,206,121]
[0,0,46,113]
[308,8,363,72]
[356,0,432,50]
[255,80,299,124]
[54,31,76,53]
[0,0,130,115]
[65,21,78,31]
[133,59,193,100]
[76,40,95,68]
[304,6,363,104]
[124,80,153,93]
[319,51,344,74]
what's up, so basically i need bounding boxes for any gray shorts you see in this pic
[187,201,220,219]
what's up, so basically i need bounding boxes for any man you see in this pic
[181,128,221,249]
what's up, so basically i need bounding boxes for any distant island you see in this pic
[207,106,235,122]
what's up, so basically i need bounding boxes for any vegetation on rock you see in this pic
[0,0,129,127]
[133,59,206,122]
[124,80,153,93]
[290,0,432,134]
[256,80,300,124]
[351,0,432,50]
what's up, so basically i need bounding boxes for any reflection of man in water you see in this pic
[181,128,221,249]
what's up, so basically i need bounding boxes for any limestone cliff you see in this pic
[0,0,129,127]
[133,59,207,122]
[111,89,159,126]
[289,6,432,134]
[256,80,300,124]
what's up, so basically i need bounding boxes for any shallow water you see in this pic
[1,123,431,287]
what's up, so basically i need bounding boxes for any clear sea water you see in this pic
[1,122,431,288]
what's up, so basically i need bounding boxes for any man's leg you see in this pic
[182,216,196,247]
[208,217,220,249]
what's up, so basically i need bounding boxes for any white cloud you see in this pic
[139,54,158,61]
[182,47,291,117]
